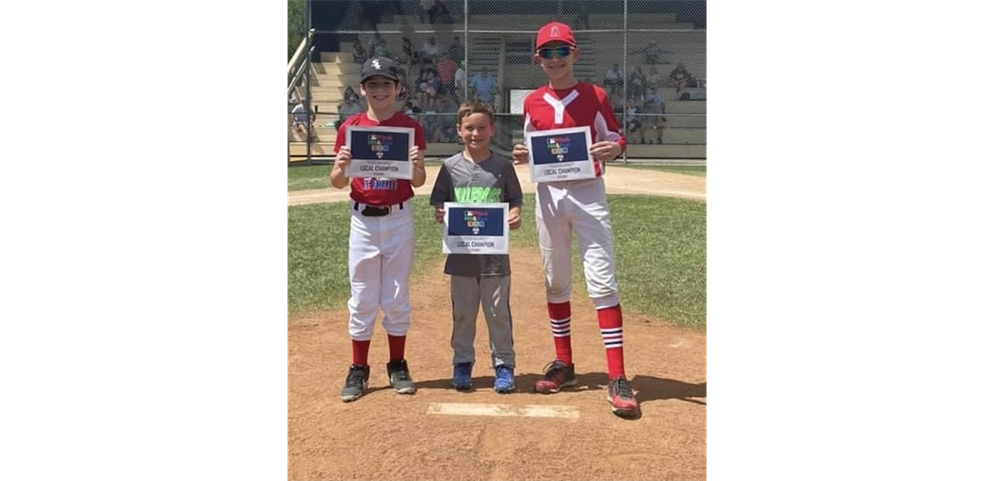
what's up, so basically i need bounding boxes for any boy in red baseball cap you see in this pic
[511,22,639,418]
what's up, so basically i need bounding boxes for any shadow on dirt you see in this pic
[557,372,706,405]
[629,374,706,405]
[413,372,706,405]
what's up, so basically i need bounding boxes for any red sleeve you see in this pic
[594,85,627,154]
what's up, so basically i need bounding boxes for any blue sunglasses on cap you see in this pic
[537,46,573,59]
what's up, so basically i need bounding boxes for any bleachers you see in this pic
[627,144,705,159]
[585,12,679,24]
[378,13,692,30]
[291,12,705,159]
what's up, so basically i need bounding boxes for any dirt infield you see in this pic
[288,166,707,481]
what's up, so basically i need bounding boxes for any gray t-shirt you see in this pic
[429,152,524,277]
[291,103,308,124]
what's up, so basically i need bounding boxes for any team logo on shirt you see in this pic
[367,134,394,159]
[361,177,398,190]
[463,210,489,235]
[546,136,571,161]
[454,186,503,203]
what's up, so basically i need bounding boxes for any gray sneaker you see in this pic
[340,364,370,402]
[386,359,417,394]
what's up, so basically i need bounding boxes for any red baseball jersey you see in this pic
[334,112,427,205]
[522,81,627,177]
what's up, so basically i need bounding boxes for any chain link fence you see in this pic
[289,0,706,163]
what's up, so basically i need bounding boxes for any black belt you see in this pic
[354,201,404,217]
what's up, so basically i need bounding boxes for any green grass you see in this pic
[288,200,447,316]
[608,196,706,329]
[615,164,706,177]
[288,165,333,191]
[289,163,706,192]
[289,194,706,330]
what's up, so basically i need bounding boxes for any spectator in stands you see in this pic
[369,32,389,58]
[665,63,696,93]
[447,35,464,64]
[435,93,460,142]
[454,60,466,100]
[396,70,412,105]
[421,36,440,64]
[641,87,666,144]
[610,89,626,118]
[404,101,423,115]
[650,116,667,144]
[416,67,439,110]
[645,66,664,92]
[643,87,664,112]
[343,86,360,104]
[421,106,441,142]
[398,37,416,67]
[429,0,454,24]
[337,93,364,129]
[435,51,459,98]
[419,0,434,24]
[287,97,297,140]
[624,96,644,144]
[637,41,671,65]
[627,66,647,101]
[603,63,624,95]
[469,68,498,106]
[352,41,367,65]
[291,99,316,140]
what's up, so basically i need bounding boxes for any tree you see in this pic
[288,0,306,61]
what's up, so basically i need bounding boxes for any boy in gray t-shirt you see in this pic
[429,100,524,393]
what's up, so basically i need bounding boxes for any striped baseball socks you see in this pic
[547,301,573,365]
[597,304,626,379]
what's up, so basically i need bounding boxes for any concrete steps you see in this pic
[663,101,706,115]
[319,51,355,63]
[649,127,705,144]
[310,74,362,87]
[655,115,706,129]
[318,62,360,75]
[288,142,334,156]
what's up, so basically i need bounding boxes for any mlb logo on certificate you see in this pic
[443,203,509,255]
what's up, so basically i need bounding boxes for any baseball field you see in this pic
[288,163,706,480]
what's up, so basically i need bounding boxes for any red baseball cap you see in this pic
[535,22,576,50]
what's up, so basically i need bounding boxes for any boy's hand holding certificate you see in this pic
[524,126,595,183]
[442,203,509,255]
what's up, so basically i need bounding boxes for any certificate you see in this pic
[344,126,415,180]
[442,203,509,255]
[525,126,595,183]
